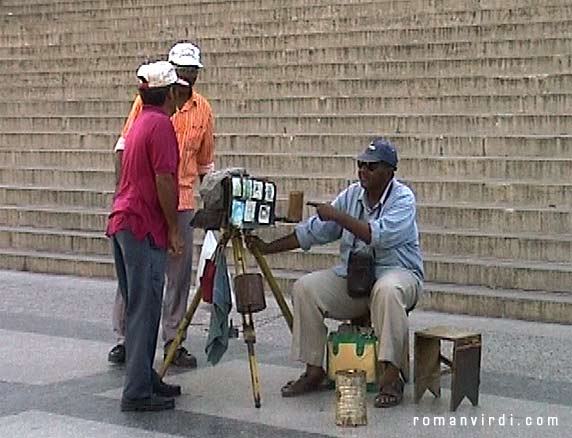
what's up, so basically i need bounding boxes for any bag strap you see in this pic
[351,180,394,254]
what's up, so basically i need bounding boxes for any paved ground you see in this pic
[0,269,570,437]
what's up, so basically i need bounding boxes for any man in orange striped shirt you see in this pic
[109,42,215,368]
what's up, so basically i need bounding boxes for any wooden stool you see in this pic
[414,326,481,411]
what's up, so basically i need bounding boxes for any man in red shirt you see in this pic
[107,61,189,412]
[109,42,215,368]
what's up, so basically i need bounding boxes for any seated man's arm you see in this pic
[314,205,372,244]
[263,232,300,254]
[248,189,348,255]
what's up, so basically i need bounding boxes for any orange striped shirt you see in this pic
[117,92,215,210]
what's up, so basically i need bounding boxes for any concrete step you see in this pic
[0,247,114,277]
[3,52,572,81]
[7,0,570,14]
[5,74,570,101]
[2,132,571,159]
[0,168,569,210]
[0,166,116,189]
[258,248,572,292]
[215,133,572,158]
[2,113,572,135]
[3,150,570,182]
[0,225,110,256]
[403,177,572,208]
[0,132,116,149]
[418,203,571,234]
[6,18,572,54]
[0,149,114,170]
[201,236,572,292]
[0,205,109,232]
[5,14,572,48]
[0,99,133,117]
[420,227,572,264]
[5,93,572,116]
[419,282,572,324]
[4,52,572,78]
[216,153,572,181]
[2,221,571,293]
[0,185,114,209]
[0,244,569,324]
[1,200,569,235]
[4,19,572,54]
[195,226,572,265]
[3,37,572,66]
[3,162,572,213]
[2,0,572,31]
[4,220,570,264]
[1,170,569,210]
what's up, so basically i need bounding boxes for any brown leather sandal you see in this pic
[281,372,331,397]
[374,378,404,408]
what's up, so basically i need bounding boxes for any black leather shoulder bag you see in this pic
[346,183,393,299]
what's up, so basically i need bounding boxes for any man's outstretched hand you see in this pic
[307,202,339,223]
[245,234,271,255]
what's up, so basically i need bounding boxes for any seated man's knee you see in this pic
[371,273,402,304]
[291,274,314,305]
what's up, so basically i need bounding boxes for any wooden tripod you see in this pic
[159,226,293,409]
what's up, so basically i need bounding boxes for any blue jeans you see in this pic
[112,230,167,400]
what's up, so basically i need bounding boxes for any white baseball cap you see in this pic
[168,42,203,68]
[136,61,189,88]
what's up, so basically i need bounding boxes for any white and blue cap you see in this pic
[168,42,203,68]
[357,137,398,168]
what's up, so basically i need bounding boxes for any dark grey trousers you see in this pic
[112,230,167,400]
[112,210,194,348]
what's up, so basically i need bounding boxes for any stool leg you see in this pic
[450,336,481,411]
[414,334,441,403]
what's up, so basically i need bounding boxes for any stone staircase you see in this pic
[0,0,571,323]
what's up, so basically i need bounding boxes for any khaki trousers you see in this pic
[290,268,421,375]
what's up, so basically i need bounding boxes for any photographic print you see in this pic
[264,182,275,202]
[258,204,271,224]
[242,178,253,199]
[231,200,245,226]
[244,200,256,222]
[231,177,242,197]
[252,180,264,200]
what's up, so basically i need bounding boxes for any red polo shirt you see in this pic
[106,105,179,249]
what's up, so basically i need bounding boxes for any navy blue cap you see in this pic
[356,137,398,168]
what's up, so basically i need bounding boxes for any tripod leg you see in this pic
[160,232,231,378]
[243,312,261,408]
[159,285,203,378]
[231,233,262,408]
[250,246,293,332]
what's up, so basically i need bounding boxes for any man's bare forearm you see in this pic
[155,173,179,231]
[266,232,300,254]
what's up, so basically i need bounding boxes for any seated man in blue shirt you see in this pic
[246,137,423,408]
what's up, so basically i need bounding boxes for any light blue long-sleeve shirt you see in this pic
[295,179,424,281]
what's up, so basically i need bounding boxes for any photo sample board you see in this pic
[229,176,276,229]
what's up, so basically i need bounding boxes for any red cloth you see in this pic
[200,258,217,304]
[106,106,179,249]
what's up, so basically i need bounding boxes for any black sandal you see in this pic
[374,378,404,408]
